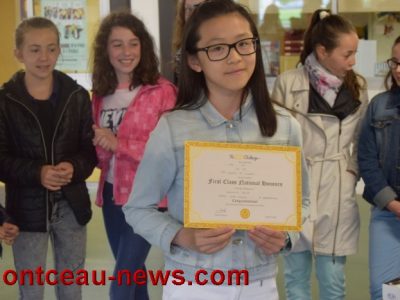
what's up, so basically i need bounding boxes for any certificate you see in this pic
[184,141,302,231]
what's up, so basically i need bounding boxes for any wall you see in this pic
[131,0,160,57]
[338,0,400,12]
[159,0,176,81]
[0,1,21,84]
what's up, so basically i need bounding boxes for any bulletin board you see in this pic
[23,0,105,73]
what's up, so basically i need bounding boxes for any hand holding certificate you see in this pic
[184,141,302,231]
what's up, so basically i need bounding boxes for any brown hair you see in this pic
[385,35,400,90]
[301,9,365,100]
[91,11,159,96]
[172,0,186,56]
[15,17,60,49]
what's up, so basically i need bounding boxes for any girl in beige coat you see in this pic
[272,9,368,300]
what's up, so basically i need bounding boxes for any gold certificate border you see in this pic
[184,140,302,231]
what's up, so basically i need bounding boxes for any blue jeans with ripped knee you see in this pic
[13,199,86,300]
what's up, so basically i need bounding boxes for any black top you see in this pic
[33,100,55,164]
[308,85,361,121]
[21,74,60,164]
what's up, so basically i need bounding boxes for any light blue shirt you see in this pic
[123,93,310,282]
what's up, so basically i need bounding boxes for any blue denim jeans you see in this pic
[102,182,151,300]
[284,251,346,300]
[12,199,86,300]
[369,207,400,300]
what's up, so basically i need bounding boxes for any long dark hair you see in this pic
[92,11,159,96]
[385,35,400,90]
[176,0,277,137]
[300,9,365,100]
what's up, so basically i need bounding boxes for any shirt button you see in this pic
[226,123,234,129]
[232,238,243,245]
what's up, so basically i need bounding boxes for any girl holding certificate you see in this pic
[358,36,400,300]
[123,1,310,299]
[272,9,368,300]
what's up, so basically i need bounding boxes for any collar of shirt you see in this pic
[199,92,253,127]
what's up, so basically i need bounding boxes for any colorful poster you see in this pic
[41,0,87,72]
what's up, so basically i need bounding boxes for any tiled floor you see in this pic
[0,184,370,299]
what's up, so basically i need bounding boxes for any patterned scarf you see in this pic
[304,53,343,107]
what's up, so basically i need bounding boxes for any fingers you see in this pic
[56,170,73,181]
[97,136,113,150]
[248,227,286,255]
[41,166,59,189]
[92,128,117,152]
[3,223,19,234]
[47,174,70,186]
[92,127,113,139]
[54,162,73,180]
[386,200,400,218]
[177,226,287,255]
[197,236,232,254]
[3,223,19,240]
[194,227,235,254]
[41,165,70,190]
[0,223,19,245]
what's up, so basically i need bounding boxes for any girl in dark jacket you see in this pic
[358,36,400,300]
[0,17,96,299]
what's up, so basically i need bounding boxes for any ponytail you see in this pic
[300,9,365,99]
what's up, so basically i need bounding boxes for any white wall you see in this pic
[131,0,160,57]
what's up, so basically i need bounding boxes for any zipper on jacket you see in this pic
[50,87,80,165]
[331,121,343,262]
[7,94,50,231]
[294,109,344,256]
[295,110,328,254]
[48,87,81,223]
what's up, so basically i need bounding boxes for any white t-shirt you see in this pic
[100,85,140,183]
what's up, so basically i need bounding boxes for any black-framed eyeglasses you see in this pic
[387,58,400,69]
[195,37,258,62]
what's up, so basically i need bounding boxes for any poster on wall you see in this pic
[41,0,88,72]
